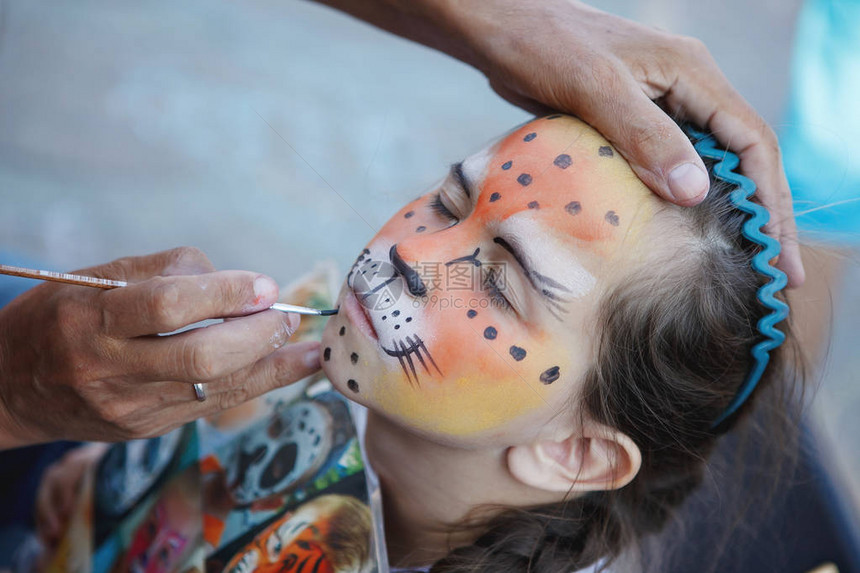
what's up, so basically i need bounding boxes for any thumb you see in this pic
[574,81,710,206]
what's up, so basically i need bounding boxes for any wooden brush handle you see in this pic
[0,264,127,289]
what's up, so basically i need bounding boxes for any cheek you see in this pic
[432,309,567,388]
[320,317,371,399]
[369,307,572,437]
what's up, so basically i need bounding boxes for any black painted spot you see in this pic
[416,226,426,233]
[350,352,359,365]
[381,315,387,321]
[404,211,415,218]
[323,347,331,361]
[605,211,620,226]
[547,114,562,120]
[599,146,614,157]
[363,248,370,254]
[392,310,400,317]
[528,201,540,209]
[484,326,498,340]
[517,173,532,187]
[489,192,501,202]
[260,443,297,489]
[524,132,537,142]
[564,201,582,215]
[502,160,512,170]
[467,309,478,318]
[268,417,284,438]
[540,366,560,384]
[347,379,359,393]
[405,317,412,323]
[394,324,400,330]
[339,326,346,336]
[509,346,527,361]
[553,154,572,169]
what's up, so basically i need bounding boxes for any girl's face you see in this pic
[321,115,661,445]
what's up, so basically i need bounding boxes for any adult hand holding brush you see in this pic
[0,247,321,449]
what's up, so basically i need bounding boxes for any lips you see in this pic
[343,288,379,341]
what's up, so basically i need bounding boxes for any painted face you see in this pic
[223,401,333,506]
[124,476,199,573]
[321,115,661,442]
[126,502,189,573]
[225,501,335,573]
[96,428,184,517]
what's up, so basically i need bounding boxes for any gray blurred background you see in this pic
[0,0,857,534]
[0,0,804,276]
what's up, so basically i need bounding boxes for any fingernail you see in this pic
[304,347,321,369]
[668,163,710,202]
[251,276,278,309]
[285,312,300,334]
[271,315,299,349]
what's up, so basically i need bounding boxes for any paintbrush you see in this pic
[0,264,338,316]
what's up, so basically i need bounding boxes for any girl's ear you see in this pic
[507,425,642,493]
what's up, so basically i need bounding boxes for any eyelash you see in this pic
[429,193,458,223]
[483,268,514,314]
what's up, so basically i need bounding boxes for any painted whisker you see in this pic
[406,335,431,374]
[382,335,443,386]
[416,335,443,375]
[399,339,420,387]
[532,270,571,292]
[392,350,414,387]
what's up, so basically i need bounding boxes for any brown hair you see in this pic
[314,494,374,572]
[429,134,802,572]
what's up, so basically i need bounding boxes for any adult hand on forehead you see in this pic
[316,0,804,287]
[0,247,320,449]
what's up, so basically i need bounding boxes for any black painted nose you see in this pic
[389,244,427,297]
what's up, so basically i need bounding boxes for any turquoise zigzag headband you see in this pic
[684,128,790,428]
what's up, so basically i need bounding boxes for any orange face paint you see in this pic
[225,502,336,573]
[321,116,660,442]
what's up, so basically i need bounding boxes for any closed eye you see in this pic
[428,162,475,225]
[484,266,516,316]
[429,193,458,224]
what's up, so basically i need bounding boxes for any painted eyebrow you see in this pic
[492,236,571,301]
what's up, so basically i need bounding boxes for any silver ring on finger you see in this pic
[193,382,207,402]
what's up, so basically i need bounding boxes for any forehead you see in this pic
[467,115,659,256]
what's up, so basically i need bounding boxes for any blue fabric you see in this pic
[780,0,860,243]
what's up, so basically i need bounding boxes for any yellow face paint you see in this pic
[321,115,660,443]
